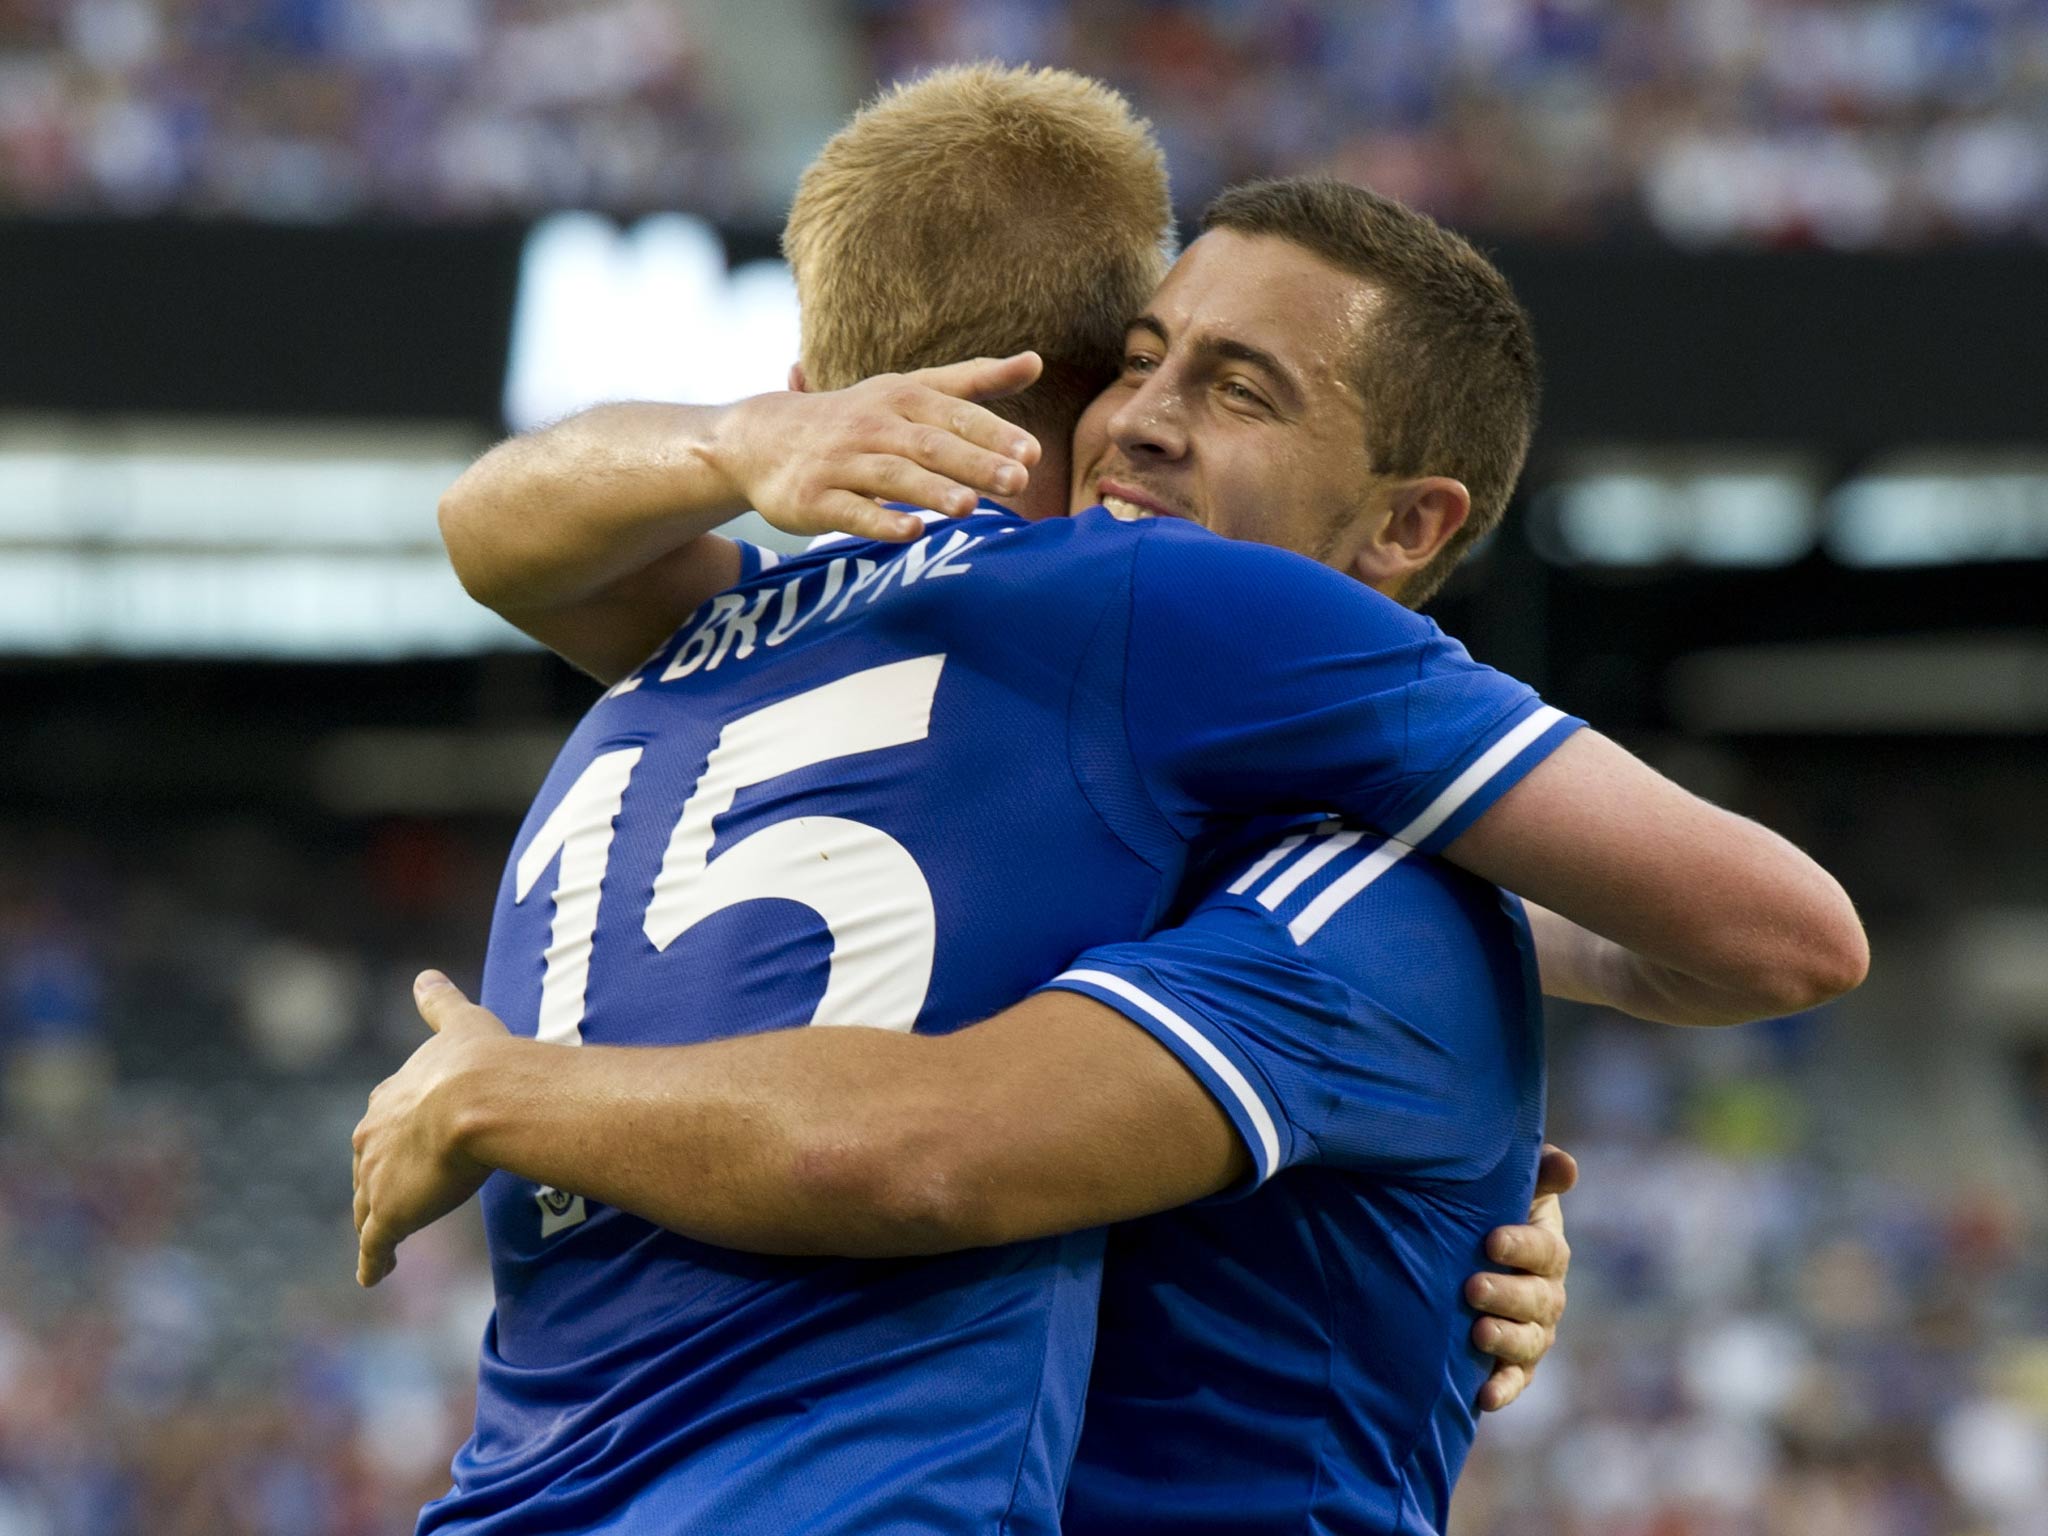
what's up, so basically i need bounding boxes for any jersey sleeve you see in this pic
[1119,526,1583,853]
[1038,826,1544,1192]
[732,538,784,582]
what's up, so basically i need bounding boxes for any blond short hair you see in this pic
[784,64,1173,437]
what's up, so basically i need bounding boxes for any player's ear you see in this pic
[787,362,810,393]
[1351,476,1469,593]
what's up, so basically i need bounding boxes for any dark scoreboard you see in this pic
[2,217,2042,733]
[6,219,2043,439]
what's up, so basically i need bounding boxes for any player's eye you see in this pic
[1220,379,1268,410]
[1122,352,1159,376]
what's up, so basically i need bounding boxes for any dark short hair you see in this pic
[1203,177,1539,605]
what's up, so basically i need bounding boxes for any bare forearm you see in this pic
[440,402,746,614]
[1449,731,1868,1019]
[437,994,1239,1258]
[444,1028,975,1256]
[435,361,1046,683]
[1524,901,1806,1027]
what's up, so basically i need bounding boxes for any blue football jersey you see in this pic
[1046,822,1550,1536]
[421,505,1575,1535]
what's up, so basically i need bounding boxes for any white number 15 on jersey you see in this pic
[511,654,946,1234]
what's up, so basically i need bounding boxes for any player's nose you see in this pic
[1106,372,1189,462]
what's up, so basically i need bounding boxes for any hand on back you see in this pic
[716,353,1045,544]
[1469,1142,1577,1411]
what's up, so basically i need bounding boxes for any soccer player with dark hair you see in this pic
[357,66,1865,1535]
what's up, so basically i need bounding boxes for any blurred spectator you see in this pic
[238,938,360,1073]
[1454,1002,2048,1536]
[2,900,112,1126]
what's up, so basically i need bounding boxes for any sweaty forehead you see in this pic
[1150,230,1382,390]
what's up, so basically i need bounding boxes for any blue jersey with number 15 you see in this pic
[419,505,1579,1536]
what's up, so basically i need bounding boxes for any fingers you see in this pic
[1477,1362,1531,1413]
[1486,1218,1572,1280]
[773,361,1042,540]
[1472,1158,1574,1413]
[884,361,1040,460]
[413,970,511,1041]
[1466,1267,1566,1328]
[906,388,1039,472]
[351,1115,368,1232]
[1534,1143,1579,1198]
[907,352,1045,415]
[1471,1315,1552,1368]
[414,969,468,1033]
[357,1219,396,1288]
[353,1107,384,1283]
[841,498,927,541]
[868,409,1035,508]
[845,455,1004,523]
[810,491,929,543]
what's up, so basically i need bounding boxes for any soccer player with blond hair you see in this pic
[364,65,1863,1534]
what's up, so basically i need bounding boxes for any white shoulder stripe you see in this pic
[1256,827,1364,909]
[1268,705,1568,945]
[1287,839,1415,944]
[1392,705,1568,849]
[1053,968,1282,1183]
[1227,832,1307,895]
[1226,818,1342,896]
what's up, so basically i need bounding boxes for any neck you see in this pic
[1006,438,1073,522]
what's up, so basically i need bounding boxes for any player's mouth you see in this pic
[1097,480,1184,524]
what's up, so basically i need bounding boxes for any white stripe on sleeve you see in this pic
[1227,833,1307,895]
[1388,704,1567,849]
[1287,839,1415,944]
[1226,818,1342,896]
[1256,827,1364,909]
[1053,968,1283,1182]
[1285,704,1567,944]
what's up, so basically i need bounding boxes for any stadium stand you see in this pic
[4,0,2045,242]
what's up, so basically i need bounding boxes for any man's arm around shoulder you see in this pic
[1452,729,1869,1025]
[439,356,1046,682]
[402,980,1245,1263]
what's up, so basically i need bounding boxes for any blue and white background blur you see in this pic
[2,3,2045,1533]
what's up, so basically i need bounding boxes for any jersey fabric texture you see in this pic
[1046,824,1550,1536]
[419,504,1577,1536]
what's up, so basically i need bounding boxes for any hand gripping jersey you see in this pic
[420,505,1580,1535]
[1047,821,1548,1536]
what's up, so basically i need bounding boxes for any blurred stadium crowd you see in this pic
[864,0,2048,246]
[4,1,2046,1532]
[0,818,499,1536]
[0,0,745,220]
[2,815,2044,1536]
[3,0,2047,243]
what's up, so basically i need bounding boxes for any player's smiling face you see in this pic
[1068,229,1385,565]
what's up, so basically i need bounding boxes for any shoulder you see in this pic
[786,506,1139,590]
[1199,824,1534,1031]
[1054,829,1539,1186]
[1124,517,1441,652]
